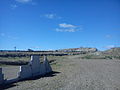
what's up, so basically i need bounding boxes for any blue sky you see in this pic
[0,0,120,51]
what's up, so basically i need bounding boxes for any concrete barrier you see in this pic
[0,68,4,85]
[18,65,32,79]
[30,56,41,76]
[18,55,52,80]
[0,55,52,85]
[44,56,52,73]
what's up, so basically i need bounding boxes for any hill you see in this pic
[103,47,120,56]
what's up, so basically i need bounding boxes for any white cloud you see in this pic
[14,0,36,8]
[59,23,77,28]
[55,23,80,32]
[56,28,78,32]
[16,0,32,3]
[41,13,62,19]
[104,45,115,49]
[44,14,56,19]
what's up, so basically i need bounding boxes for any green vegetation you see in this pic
[0,56,30,61]
[80,54,120,59]
[0,47,120,66]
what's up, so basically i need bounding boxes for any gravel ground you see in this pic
[1,55,120,90]
[2,66,19,80]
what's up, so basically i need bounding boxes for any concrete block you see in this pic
[30,56,41,76]
[18,55,52,80]
[18,65,32,79]
[0,68,4,85]
[44,56,52,73]
[39,63,46,75]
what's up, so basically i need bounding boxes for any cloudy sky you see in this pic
[0,0,120,50]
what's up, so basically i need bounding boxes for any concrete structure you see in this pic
[0,55,52,85]
[44,56,52,73]
[18,55,52,80]
[0,68,4,85]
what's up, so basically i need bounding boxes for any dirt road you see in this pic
[3,56,120,90]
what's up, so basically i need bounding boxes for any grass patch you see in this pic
[81,54,120,59]
[0,56,30,61]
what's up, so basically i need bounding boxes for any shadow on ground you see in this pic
[0,71,60,90]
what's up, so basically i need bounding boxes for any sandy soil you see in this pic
[2,55,120,90]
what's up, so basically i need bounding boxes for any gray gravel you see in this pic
[2,56,120,90]
[2,66,19,80]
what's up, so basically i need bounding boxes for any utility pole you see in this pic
[14,46,16,51]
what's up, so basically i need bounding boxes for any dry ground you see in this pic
[1,55,120,90]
